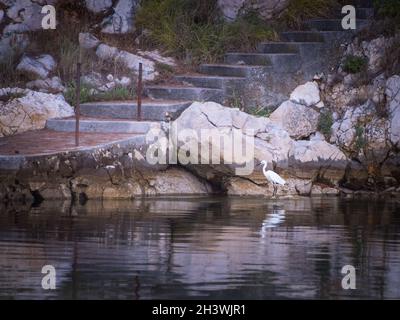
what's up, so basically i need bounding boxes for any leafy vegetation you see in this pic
[355,124,367,152]
[0,92,25,103]
[64,83,135,106]
[136,0,277,66]
[280,0,339,29]
[374,0,400,21]
[318,110,334,138]
[342,55,368,74]
[249,106,274,118]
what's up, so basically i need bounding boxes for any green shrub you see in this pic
[318,110,334,138]
[374,0,400,20]
[248,105,275,117]
[0,92,25,103]
[342,55,368,74]
[64,83,135,106]
[355,124,367,152]
[136,0,277,66]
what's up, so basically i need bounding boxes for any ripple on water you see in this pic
[0,197,400,299]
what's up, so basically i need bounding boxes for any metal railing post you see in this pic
[75,62,81,147]
[137,62,143,121]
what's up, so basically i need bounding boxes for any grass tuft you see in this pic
[64,83,136,106]
[280,0,339,29]
[342,55,368,74]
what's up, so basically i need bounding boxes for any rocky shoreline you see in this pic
[1,101,399,204]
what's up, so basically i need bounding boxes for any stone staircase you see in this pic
[45,3,375,135]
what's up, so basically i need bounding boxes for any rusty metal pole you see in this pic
[137,62,143,121]
[75,62,81,147]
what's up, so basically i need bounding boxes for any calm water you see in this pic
[0,197,400,300]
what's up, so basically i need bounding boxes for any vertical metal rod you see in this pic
[137,62,143,121]
[75,62,81,147]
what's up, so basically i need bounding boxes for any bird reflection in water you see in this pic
[260,205,286,238]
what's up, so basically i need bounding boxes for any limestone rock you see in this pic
[386,75,400,146]
[269,100,320,139]
[79,32,101,50]
[95,44,157,81]
[16,54,56,80]
[0,33,29,63]
[101,0,138,34]
[3,0,44,34]
[84,0,112,13]
[0,89,74,137]
[330,100,389,158]
[138,49,177,67]
[290,81,322,107]
[218,0,290,21]
[26,76,65,93]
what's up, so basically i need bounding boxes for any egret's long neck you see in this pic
[262,162,268,175]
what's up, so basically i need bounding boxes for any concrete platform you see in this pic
[0,130,142,157]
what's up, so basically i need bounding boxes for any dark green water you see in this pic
[0,197,400,300]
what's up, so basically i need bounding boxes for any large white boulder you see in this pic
[0,89,74,137]
[269,100,320,139]
[16,54,57,80]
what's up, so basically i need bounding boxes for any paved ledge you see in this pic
[0,129,147,170]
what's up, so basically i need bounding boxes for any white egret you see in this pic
[260,160,286,197]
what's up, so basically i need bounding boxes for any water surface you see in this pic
[1,197,400,299]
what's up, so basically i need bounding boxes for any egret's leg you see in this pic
[273,185,277,197]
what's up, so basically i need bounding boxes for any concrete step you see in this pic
[280,31,354,44]
[174,75,244,89]
[80,100,191,121]
[144,85,223,103]
[305,19,370,31]
[199,64,266,77]
[46,117,157,134]
[280,31,325,42]
[225,52,300,70]
[257,41,324,54]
